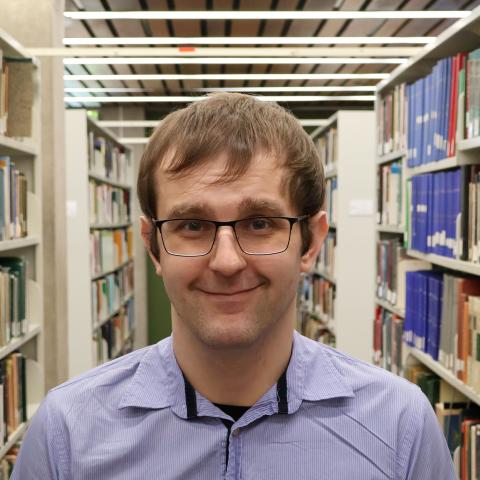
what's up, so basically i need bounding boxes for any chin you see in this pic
[199,324,263,350]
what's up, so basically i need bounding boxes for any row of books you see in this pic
[405,364,479,479]
[93,299,134,366]
[376,239,430,309]
[406,54,465,167]
[408,168,468,260]
[315,127,338,172]
[404,270,480,391]
[325,178,337,226]
[0,157,27,241]
[297,311,335,347]
[377,83,406,156]
[315,232,336,277]
[377,161,403,226]
[90,227,133,277]
[89,180,131,226]
[91,261,134,327]
[88,131,132,185]
[298,274,335,323]
[315,127,337,171]
[0,257,27,346]
[373,306,404,375]
[0,352,27,444]
[378,48,480,165]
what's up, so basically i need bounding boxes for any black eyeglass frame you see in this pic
[151,215,310,257]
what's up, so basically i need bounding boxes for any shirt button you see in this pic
[232,428,240,436]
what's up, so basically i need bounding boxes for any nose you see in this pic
[207,226,247,276]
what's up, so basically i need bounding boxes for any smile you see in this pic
[199,285,261,296]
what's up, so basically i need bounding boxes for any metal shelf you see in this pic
[0,136,38,156]
[376,224,404,234]
[91,258,134,281]
[406,346,480,406]
[375,298,405,318]
[90,222,132,230]
[88,172,132,190]
[376,150,405,165]
[407,249,480,277]
[0,236,40,252]
[313,268,336,285]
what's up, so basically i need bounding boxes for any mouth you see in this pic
[199,285,262,297]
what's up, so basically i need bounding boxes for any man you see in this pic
[13,93,455,479]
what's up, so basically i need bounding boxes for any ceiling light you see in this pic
[63,10,470,20]
[96,119,328,128]
[194,86,376,92]
[64,87,146,93]
[65,86,376,94]
[63,56,406,65]
[63,36,434,46]
[64,73,388,81]
[64,95,375,103]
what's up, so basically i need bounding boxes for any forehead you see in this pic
[155,152,292,217]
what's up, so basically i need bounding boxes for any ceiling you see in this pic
[63,0,480,120]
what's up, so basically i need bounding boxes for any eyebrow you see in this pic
[165,198,286,219]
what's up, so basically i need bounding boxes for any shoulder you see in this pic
[46,343,161,416]
[314,339,423,401]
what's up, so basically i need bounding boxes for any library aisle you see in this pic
[0,0,479,477]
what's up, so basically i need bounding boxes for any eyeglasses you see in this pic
[152,215,309,257]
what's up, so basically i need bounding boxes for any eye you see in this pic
[181,220,203,232]
[249,218,271,230]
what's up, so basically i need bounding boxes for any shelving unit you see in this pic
[65,110,136,378]
[301,111,375,363]
[0,29,44,457]
[374,8,480,410]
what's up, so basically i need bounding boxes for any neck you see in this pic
[172,314,294,407]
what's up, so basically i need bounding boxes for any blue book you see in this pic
[404,271,415,346]
[406,84,412,165]
[431,62,440,162]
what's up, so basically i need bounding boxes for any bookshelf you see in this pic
[0,29,45,459]
[375,4,480,430]
[65,110,136,379]
[298,111,375,363]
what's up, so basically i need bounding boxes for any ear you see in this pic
[299,210,328,274]
[140,215,163,276]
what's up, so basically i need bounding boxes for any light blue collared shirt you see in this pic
[12,332,455,479]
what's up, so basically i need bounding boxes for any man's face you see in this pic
[142,152,327,350]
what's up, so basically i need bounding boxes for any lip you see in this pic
[199,285,261,297]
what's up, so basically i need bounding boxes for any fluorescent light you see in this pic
[97,121,160,127]
[64,95,375,103]
[31,47,423,57]
[64,10,470,20]
[194,86,376,92]
[64,87,146,93]
[118,137,150,144]
[63,36,434,46]
[64,73,388,81]
[65,86,376,94]
[98,119,328,128]
[63,56,406,65]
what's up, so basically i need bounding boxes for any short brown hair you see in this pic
[137,93,325,259]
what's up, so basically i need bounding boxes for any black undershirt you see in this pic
[214,403,250,422]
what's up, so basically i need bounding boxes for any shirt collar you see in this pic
[118,331,354,415]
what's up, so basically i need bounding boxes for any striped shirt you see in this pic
[12,331,455,479]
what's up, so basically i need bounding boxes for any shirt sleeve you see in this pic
[398,388,457,480]
[10,392,68,480]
